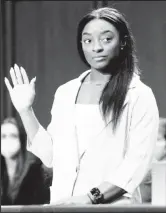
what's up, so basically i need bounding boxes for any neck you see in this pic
[5,153,21,184]
[89,57,121,82]
[5,157,17,168]
[89,68,111,83]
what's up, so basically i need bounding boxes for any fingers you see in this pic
[20,66,29,84]
[9,64,30,86]
[10,67,18,86]
[14,64,24,84]
[4,77,12,93]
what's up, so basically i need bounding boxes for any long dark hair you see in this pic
[77,7,140,131]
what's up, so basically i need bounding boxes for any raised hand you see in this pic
[4,64,36,114]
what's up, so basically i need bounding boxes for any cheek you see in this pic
[82,45,93,59]
[106,43,120,57]
[82,47,91,59]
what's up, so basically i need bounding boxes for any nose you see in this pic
[92,40,103,53]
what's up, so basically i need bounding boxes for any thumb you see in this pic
[30,77,36,89]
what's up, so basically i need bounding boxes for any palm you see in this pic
[5,64,36,113]
[10,84,35,112]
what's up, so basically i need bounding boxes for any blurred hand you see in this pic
[55,195,92,206]
[4,64,36,114]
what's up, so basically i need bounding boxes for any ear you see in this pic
[120,42,126,50]
[120,35,127,49]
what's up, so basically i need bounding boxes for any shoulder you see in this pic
[56,78,78,93]
[129,74,157,106]
[21,152,43,179]
[26,151,42,166]
[54,70,91,97]
[127,73,159,120]
[128,76,159,121]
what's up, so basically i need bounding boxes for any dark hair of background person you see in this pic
[77,7,140,131]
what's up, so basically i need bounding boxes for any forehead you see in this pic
[1,123,19,135]
[82,19,118,35]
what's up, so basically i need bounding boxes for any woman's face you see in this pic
[81,19,120,71]
[1,123,21,158]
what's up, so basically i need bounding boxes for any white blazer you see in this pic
[27,70,159,204]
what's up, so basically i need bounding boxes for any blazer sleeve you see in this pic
[104,88,159,195]
[27,86,62,168]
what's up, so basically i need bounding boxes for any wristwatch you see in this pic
[87,187,104,204]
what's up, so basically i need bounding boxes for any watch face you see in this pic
[91,187,100,195]
[90,188,104,204]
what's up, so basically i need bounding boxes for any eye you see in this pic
[82,39,92,44]
[11,133,19,139]
[101,37,112,43]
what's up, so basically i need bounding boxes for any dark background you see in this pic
[1,0,166,128]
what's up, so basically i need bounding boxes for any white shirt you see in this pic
[75,104,105,156]
[27,70,159,204]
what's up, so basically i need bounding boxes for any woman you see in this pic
[155,118,166,161]
[4,7,159,205]
[1,117,50,205]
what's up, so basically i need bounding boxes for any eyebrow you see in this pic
[82,30,113,36]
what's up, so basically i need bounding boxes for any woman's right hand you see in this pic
[4,64,36,114]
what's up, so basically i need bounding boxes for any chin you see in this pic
[93,66,109,72]
[2,149,21,158]
[92,63,109,71]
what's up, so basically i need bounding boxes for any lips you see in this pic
[93,56,107,61]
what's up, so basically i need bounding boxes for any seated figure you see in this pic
[1,117,52,205]
[140,117,166,203]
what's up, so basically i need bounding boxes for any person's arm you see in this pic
[85,88,159,205]
[54,182,126,205]
[19,107,40,143]
[4,64,55,167]
[20,107,54,167]
[102,88,159,199]
[97,182,126,203]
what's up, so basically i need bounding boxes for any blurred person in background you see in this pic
[154,117,166,162]
[140,117,166,203]
[1,117,52,205]
[4,7,159,205]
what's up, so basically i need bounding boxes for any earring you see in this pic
[121,46,124,50]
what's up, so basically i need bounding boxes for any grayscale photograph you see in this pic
[1,1,166,212]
